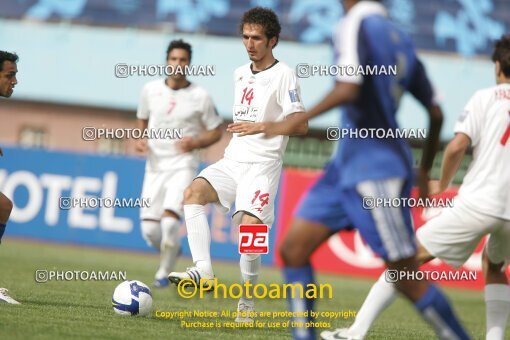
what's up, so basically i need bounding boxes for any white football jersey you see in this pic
[137,79,222,171]
[224,61,305,162]
[454,83,510,220]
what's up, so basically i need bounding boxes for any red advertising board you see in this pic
[274,168,507,290]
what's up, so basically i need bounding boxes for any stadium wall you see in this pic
[0,100,230,163]
[0,18,496,140]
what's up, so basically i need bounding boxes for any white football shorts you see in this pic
[140,167,196,220]
[417,198,510,268]
[196,157,282,226]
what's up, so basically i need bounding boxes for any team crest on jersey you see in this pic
[288,89,300,103]
[248,76,256,84]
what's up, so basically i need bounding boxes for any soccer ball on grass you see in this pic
[112,280,152,316]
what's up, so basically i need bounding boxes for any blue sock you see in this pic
[0,223,5,244]
[415,285,470,340]
[283,265,315,340]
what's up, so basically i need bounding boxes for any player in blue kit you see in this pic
[260,0,471,339]
[0,50,21,304]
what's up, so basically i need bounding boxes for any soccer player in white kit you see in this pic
[0,50,21,304]
[168,7,308,320]
[323,35,510,340]
[136,40,223,288]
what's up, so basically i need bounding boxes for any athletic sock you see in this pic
[485,284,510,340]
[283,265,315,340]
[349,271,398,337]
[184,204,213,275]
[155,216,181,279]
[240,254,261,300]
[415,285,470,340]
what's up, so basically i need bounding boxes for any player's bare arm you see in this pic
[135,118,148,153]
[176,126,222,153]
[305,82,360,120]
[428,132,470,195]
[263,82,359,136]
[269,111,308,136]
[226,112,308,136]
[417,104,444,199]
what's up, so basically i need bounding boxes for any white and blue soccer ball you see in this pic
[112,280,153,316]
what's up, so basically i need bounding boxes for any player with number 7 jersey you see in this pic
[168,7,308,322]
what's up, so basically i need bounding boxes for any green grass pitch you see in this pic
[0,238,488,339]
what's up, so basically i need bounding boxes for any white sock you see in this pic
[240,254,260,301]
[349,271,398,337]
[155,216,181,279]
[184,204,213,275]
[140,220,161,250]
[485,284,510,340]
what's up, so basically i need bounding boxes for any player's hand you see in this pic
[416,168,429,200]
[226,122,266,136]
[176,136,199,153]
[428,180,447,196]
[135,139,148,154]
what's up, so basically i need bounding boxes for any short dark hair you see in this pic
[492,35,510,77]
[239,7,281,48]
[166,39,192,61]
[0,51,18,71]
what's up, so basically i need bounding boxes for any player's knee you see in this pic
[241,213,262,225]
[280,240,307,266]
[183,185,202,204]
[184,181,208,205]
[415,242,434,265]
[279,244,291,264]
[482,248,505,274]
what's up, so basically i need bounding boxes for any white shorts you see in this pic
[417,199,510,268]
[197,157,282,225]
[140,168,196,220]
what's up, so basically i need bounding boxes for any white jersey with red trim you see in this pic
[137,79,222,171]
[224,61,305,163]
[454,83,510,220]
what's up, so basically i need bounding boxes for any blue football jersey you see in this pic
[332,1,435,188]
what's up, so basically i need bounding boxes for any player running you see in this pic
[324,34,510,340]
[0,50,21,304]
[263,0,470,339]
[136,40,223,288]
[168,7,308,321]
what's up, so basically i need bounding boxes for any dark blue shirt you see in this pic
[332,1,434,187]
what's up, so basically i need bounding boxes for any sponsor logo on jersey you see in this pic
[233,105,259,122]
